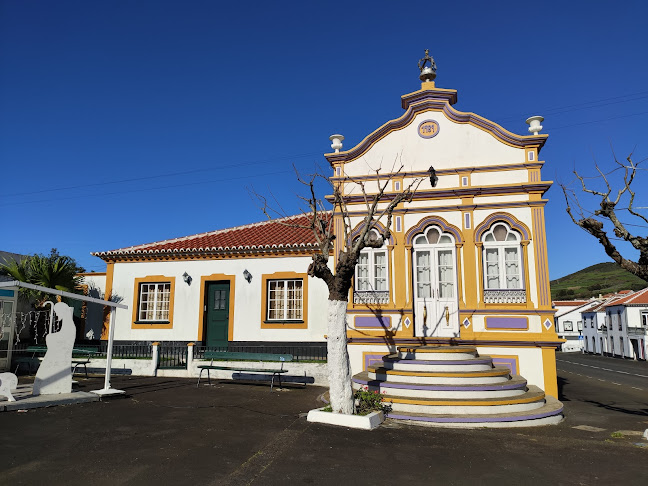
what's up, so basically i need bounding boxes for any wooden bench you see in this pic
[197,352,293,391]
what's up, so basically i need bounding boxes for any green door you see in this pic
[205,282,230,348]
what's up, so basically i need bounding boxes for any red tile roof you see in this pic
[605,287,648,307]
[92,214,326,260]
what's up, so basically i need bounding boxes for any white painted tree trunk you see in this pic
[327,299,354,414]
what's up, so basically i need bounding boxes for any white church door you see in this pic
[412,226,459,337]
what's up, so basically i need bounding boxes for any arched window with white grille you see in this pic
[482,222,525,303]
[354,230,389,304]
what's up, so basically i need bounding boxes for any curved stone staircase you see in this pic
[351,345,563,428]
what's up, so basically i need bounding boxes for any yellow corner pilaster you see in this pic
[542,347,559,398]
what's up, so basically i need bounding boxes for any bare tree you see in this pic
[560,153,648,281]
[255,165,422,414]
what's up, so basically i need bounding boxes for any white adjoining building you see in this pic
[553,300,590,352]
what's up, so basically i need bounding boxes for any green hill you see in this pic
[550,262,647,300]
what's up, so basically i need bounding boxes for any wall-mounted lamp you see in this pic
[243,269,252,283]
[428,166,438,187]
[182,272,192,285]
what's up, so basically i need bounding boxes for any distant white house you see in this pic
[601,288,648,360]
[553,300,591,352]
[581,297,618,355]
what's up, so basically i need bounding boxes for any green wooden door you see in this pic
[205,282,230,348]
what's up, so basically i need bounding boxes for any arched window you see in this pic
[482,222,523,290]
[354,230,389,304]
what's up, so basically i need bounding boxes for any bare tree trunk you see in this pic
[252,164,422,415]
[327,299,354,414]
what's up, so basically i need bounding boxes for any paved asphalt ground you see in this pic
[1,353,647,485]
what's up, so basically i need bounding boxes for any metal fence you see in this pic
[10,342,153,360]
[10,340,326,372]
[157,344,187,369]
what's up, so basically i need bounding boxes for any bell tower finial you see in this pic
[418,49,437,83]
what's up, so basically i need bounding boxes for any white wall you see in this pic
[342,111,526,176]
[109,256,330,343]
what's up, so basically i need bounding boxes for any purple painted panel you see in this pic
[355,316,391,328]
[491,357,518,375]
[363,354,385,370]
[486,317,528,330]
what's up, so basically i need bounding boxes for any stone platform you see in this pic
[0,383,99,412]
[352,344,564,428]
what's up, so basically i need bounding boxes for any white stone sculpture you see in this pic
[0,372,18,401]
[32,302,76,396]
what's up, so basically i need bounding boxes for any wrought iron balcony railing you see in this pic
[483,289,526,304]
[353,290,390,305]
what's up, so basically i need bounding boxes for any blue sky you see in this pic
[1,0,647,279]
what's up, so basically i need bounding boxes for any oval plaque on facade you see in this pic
[417,120,440,139]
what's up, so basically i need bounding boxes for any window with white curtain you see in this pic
[482,222,523,290]
[138,282,171,321]
[267,279,303,321]
[355,230,388,292]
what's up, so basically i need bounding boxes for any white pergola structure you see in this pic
[0,280,129,396]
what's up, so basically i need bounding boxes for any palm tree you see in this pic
[0,251,82,307]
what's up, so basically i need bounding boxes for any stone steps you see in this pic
[351,344,564,428]
[387,386,546,415]
[382,354,494,372]
[367,365,511,384]
[387,396,564,428]
[352,371,529,399]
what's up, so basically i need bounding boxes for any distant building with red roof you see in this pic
[577,288,648,359]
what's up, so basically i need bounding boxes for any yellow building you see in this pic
[326,60,561,399]
[90,55,561,412]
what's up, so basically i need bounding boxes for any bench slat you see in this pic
[198,366,287,373]
[202,352,292,362]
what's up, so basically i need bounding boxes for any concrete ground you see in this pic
[1,359,647,485]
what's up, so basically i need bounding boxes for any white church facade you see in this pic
[90,58,562,397]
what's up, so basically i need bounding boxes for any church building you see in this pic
[90,53,561,398]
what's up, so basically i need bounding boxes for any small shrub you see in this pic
[354,386,392,416]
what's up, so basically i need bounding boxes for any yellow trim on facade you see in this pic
[330,161,545,184]
[390,393,542,406]
[469,331,562,343]
[260,271,309,329]
[531,207,553,309]
[131,275,176,330]
[542,347,559,398]
[198,274,236,342]
[325,103,546,164]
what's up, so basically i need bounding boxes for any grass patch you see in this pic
[551,262,647,300]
